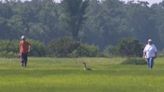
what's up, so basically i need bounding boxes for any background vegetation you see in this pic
[0,0,163,57]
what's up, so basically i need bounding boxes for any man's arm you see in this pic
[143,45,147,59]
[28,45,31,52]
[143,51,146,59]
[18,41,22,57]
[28,42,31,52]
[154,52,157,58]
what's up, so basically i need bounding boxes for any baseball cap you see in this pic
[21,35,25,40]
[148,39,152,42]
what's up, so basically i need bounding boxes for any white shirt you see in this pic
[143,44,157,58]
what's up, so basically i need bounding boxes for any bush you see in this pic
[48,37,80,57]
[48,37,99,57]
[0,40,46,57]
[29,40,47,57]
[122,57,146,65]
[103,45,118,57]
[103,38,143,57]
[158,49,164,57]
[0,51,17,58]
[0,40,18,58]
[71,44,99,57]
[117,38,143,57]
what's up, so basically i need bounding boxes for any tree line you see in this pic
[0,0,164,57]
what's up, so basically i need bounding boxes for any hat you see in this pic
[148,39,152,42]
[21,35,25,40]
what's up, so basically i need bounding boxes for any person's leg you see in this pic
[150,57,154,69]
[24,53,28,67]
[146,58,150,68]
[20,53,25,67]
[21,53,28,67]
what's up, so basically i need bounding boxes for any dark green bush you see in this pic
[0,40,18,58]
[103,38,143,57]
[48,37,99,57]
[103,45,118,57]
[29,40,47,57]
[117,38,143,57]
[0,40,46,57]
[48,37,80,57]
[71,44,99,57]
[122,57,146,65]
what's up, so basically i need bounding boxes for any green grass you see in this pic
[0,57,164,92]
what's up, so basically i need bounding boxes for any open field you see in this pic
[0,57,164,92]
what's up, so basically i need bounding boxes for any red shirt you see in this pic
[19,40,31,53]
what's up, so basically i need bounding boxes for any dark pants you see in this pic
[146,57,154,69]
[20,53,28,67]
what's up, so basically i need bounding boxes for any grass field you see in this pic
[0,57,164,92]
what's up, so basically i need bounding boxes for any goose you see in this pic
[82,62,92,71]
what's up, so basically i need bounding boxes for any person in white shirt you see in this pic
[143,39,157,69]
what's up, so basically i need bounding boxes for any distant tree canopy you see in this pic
[0,0,164,54]
[61,0,89,41]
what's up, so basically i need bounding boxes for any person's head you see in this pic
[21,35,26,40]
[148,39,152,45]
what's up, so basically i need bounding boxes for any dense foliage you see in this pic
[0,39,99,57]
[0,0,163,57]
[103,38,143,57]
[48,37,98,57]
[117,38,143,57]
[48,37,80,57]
[0,40,46,57]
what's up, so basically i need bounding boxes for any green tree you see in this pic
[151,1,164,49]
[126,1,159,44]
[61,0,89,41]
[82,0,127,49]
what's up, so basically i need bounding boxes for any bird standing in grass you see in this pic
[83,62,92,71]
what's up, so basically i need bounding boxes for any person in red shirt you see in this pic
[19,35,31,67]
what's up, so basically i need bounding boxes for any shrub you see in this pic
[48,37,99,57]
[121,57,146,65]
[0,40,46,57]
[48,37,80,57]
[117,38,143,57]
[103,45,118,57]
[71,44,99,57]
[103,38,143,57]
[0,40,18,58]
[29,40,47,57]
